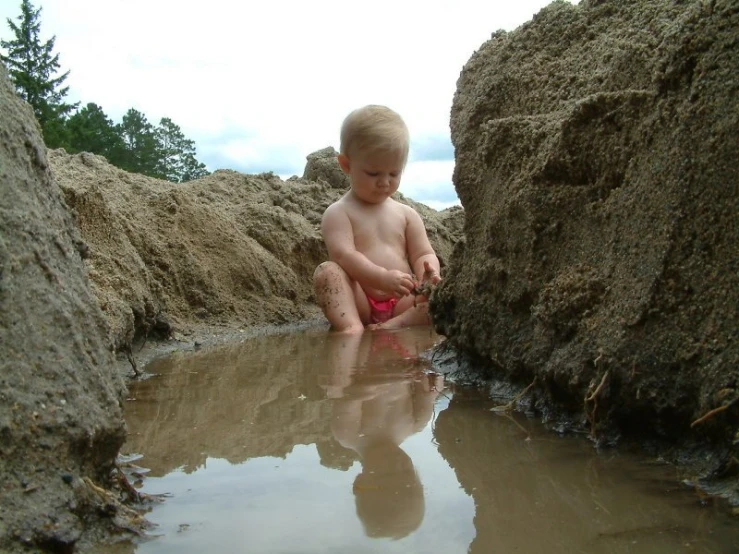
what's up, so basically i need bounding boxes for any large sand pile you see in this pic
[0,65,135,552]
[432,0,738,479]
[50,149,463,356]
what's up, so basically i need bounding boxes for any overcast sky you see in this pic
[0,0,579,209]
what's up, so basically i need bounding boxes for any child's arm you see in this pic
[322,204,415,297]
[405,209,441,284]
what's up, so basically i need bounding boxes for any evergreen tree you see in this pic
[180,151,209,182]
[66,103,125,163]
[155,117,209,182]
[116,108,162,178]
[1,0,78,148]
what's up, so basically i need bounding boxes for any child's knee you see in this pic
[313,261,342,287]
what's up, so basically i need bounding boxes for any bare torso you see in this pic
[339,194,411,300]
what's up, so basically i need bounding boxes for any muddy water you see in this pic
[118,327,739,553]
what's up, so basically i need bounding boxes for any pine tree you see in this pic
[1,0,78,148]
[66,103,126,164]
[156,118,210,182]
[180,152,209,183]
[117,108,162,178]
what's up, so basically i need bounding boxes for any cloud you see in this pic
[198,133,307,176]
[401,160,459,207]
[201,151,302,177]
[418,199,461,212]
[410,134,455,163]
[0,0,580,203]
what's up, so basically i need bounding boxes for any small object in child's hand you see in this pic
[412,279,436,307]
[412,281,433,297]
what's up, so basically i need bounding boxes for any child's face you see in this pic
[339,149,405,204]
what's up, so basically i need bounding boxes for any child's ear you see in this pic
[337,154,351,174]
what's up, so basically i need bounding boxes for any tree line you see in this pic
[0,0,209,183]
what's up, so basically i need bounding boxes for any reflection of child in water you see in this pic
[321,330,443,539]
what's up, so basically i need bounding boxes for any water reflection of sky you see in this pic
[123,328,739,554]
[135,394,475,554]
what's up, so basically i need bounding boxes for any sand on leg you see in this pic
[314,261,370,333]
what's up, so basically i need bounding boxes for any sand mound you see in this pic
[50,150,463,355]
[432,0,739,475]
[0,64,133,552]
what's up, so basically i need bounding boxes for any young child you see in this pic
[313,105,441,333]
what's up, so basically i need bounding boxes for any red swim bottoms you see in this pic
[368,296,398,324]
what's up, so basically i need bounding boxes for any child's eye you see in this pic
[390,172,399,178]
[366,171,379,177]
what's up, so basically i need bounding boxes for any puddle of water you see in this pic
[114,327,738,554]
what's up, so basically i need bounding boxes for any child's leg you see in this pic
[368,296,432,330]
[313,261,370,333]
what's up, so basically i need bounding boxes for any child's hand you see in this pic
[422,261,441,286]
[412,261,441,303]
[382,269,415,298]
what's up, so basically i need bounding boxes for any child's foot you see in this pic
[367,316,405,331]
[336,325,365,334]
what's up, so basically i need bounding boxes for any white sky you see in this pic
[0,0,579,209]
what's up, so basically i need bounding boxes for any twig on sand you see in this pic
[690,397,739,428]
[586,370,610,403]
[115,463,143,503]
[585,370,610,439]
[490,378,537,413]
[124,346,140,377]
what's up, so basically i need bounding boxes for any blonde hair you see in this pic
[340,105,410,165]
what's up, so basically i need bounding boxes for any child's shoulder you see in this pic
[322,195,352,222]
[325,193,350,211]
[390,198,421,216]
